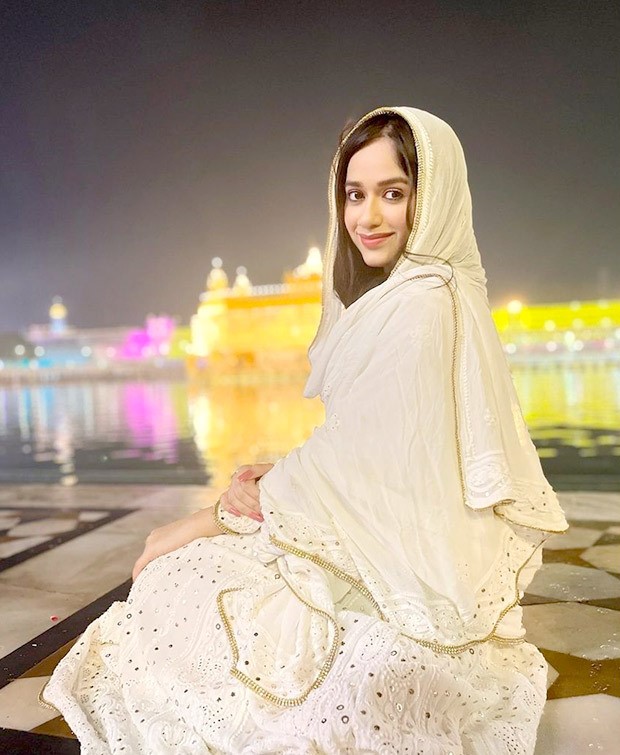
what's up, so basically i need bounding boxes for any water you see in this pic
[0,363,618,488]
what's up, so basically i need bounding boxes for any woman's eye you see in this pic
[385,189,404,201]
[346,190,363,202]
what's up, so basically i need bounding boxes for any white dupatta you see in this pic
[214,106,568,707]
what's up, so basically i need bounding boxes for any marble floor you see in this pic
[0,485,618,754]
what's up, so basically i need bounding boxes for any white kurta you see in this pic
[44,529,548,754]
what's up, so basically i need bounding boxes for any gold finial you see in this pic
[207,257,229,292]
[232,266,252,295]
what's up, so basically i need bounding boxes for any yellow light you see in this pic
[49,302,67,320]
[544,320,556,331]
[507,299,523,315]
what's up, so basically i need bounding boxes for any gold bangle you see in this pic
[213,498,243,536]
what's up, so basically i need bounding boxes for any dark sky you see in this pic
[1,0,619,329]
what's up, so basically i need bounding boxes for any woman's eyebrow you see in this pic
[345,177,410,188]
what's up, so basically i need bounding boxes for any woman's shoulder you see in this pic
[390,264,456,316]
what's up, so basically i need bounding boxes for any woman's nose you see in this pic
[360,196,382,227]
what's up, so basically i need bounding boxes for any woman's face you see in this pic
[344,136,415,274]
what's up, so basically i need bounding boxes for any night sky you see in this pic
[2,0,619,330]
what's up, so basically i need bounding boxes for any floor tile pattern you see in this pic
[0,506,134,571]
[0,486,618,754]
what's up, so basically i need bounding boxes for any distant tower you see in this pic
[293,247,323,279]
[49,296,68,334]
[206,257,229,294]
[232,266,252,295]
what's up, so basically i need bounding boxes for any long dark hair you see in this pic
[333,114,418,308]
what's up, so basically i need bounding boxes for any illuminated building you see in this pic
[189,252,620,377]
[1,299,187,382]
[493,299,620,364]
[188,249,323,379]
[49,296,68,334]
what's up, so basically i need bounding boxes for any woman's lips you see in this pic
[358,233,394,249]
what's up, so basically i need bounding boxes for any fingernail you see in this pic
[238,470,253,482]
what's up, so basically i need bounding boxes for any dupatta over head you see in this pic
[215,106,568,706]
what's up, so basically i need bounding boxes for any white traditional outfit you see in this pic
[43,107,568,754]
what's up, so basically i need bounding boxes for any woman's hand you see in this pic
[132,506,220,581]
[221,463,275,522]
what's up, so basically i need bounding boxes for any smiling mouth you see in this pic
[358,232,394,249]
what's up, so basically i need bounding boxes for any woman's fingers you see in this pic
[232,479,262,511]
[231,464,253,480]
[237,462,274,482]
[224,481,263,521]
[220,491,244,518]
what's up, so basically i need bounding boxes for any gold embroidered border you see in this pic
[215,562,340,707]
[37,683,58,712]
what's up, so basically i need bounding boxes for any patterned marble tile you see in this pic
[534,694,620,754]
[544,525,603,550]
[546,661,559,690]
[0,506,133,572]
[9,518,80,537]
[0,584,88,658]
[0,514,21,529]
[0,529,146,599]
[0,676,55,730]
[0,535,50,559]
[526,563,620,601]
[558,492,620,522]
[581,544,620,572]
[76,511,107,522]
[523,603,620,660]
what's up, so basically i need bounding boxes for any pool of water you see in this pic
[0,364,618,489]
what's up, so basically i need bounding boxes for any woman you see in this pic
[43,106,568,754]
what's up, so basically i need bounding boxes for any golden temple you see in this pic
[187,249,620,381]
[187,248,323,379]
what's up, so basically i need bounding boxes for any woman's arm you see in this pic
[131,505,222,581]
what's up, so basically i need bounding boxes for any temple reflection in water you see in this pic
[182,250,620,488]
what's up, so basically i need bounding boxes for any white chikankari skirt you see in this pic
[43,532,547,754]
